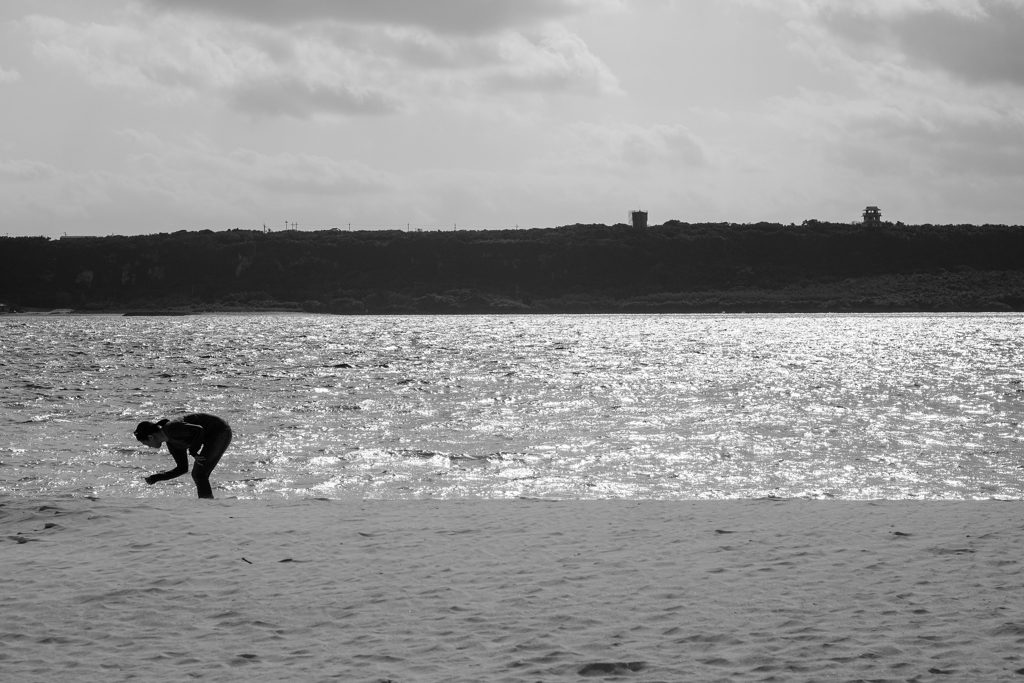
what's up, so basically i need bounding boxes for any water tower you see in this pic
[630,209,648,229]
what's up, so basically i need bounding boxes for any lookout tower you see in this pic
[862,206,882,226]
[630,209,648,229]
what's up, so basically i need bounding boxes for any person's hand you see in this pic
[144,475,158,485]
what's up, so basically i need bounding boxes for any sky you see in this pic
[1,0,1023,237]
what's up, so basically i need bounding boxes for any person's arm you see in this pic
[144,446,189,485]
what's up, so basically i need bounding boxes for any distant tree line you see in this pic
[2,221,1024,313]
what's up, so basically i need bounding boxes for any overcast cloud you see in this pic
[1,0,1022,237]
[23,3,619,118]
[820,0,1024,86]
[142,0,608,34]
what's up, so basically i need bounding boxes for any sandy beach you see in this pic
[3,497,1024,682]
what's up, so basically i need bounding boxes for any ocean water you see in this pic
[1,313,1021,501]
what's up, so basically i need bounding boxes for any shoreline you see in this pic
[4,497,1024,681]
[5,309,1023,317]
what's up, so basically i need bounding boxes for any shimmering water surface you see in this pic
[1,313,1022,500]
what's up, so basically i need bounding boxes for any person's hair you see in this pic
[134,419,168,442]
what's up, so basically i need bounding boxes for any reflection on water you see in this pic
[1,313,1022,500]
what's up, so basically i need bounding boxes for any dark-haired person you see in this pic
[134,413,232,499]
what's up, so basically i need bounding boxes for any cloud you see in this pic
[720,0,1024,180]
[142,0,612,35]
[0,159,115,220]
[0,133,401,232]
[736,0,1024,88]
[225,149,397,196]
[26,14,262,101]
[762,88,1019,172]
[821,0,1024,87]
[482,27,621,95]
[119,129,397,197]
[0,159,56,181]
[0,65,21,84]
[736,0,995,18]
[24,4,619,117]
[228,78,400,117]
[557,122,708,170]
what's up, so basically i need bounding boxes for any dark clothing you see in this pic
[147,413,232,499]
[189,425,231,499]
[161,413,229,456]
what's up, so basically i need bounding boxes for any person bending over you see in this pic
[134,413,233,499]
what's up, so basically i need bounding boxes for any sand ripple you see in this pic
[2,499,1024,681]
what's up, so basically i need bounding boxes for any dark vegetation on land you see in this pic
[2,221,1024,314]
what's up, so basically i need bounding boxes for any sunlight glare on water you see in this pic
[1,313,1022,500]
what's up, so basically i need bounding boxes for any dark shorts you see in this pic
[193,425,232,470]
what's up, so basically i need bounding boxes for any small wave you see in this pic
[21,414,62,424]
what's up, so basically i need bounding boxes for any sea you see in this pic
[1,313,1022,501]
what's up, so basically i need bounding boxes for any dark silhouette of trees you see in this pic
[2,222,1023,313]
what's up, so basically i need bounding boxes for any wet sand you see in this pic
[3,498,1024,681]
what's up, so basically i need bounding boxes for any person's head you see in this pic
[134,419,168,448]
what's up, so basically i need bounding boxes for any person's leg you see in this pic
[191,427,232,499]
[191,465,214,499]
